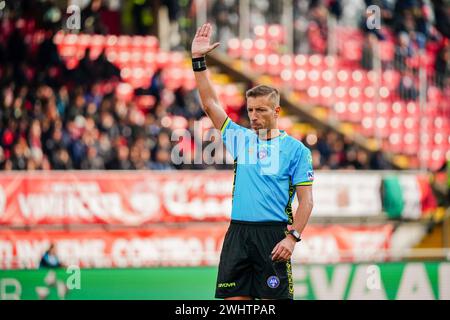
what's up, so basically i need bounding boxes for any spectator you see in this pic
[107,144,135,170]
[307,3,329,54]
[211,0,233,45]
[39,243,64,269]
[52,149,73,170]
[81,146,105,170]
[81,0,108,34]
[398,70,420,100]
[150,149,174,170]
[432,0,450,39]
[394,32,415,71]
[361,33,377,70]
[435,41,450,89]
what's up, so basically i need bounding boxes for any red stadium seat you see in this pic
[143,36,159,50]
[116,82,134,101]
[382,70,401,90]
[241,38,256,60]
[267,54,283,76]
[378,41,395,62]
[361,116,375,136]
[227,38,241,59]
[252,53,268,73]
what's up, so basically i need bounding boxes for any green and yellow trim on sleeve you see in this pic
[220,117,231,134]
[295,181,313,186]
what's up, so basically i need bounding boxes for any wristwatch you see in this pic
[288,230,302,242]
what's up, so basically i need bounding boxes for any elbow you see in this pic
[202,103,211,113]
[202,99,217,112]
[298,198,313,212]
[308,200,314,211]
[199,100,211,112]
[305,198,314,211]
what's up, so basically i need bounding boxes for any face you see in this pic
[246,95,280,132]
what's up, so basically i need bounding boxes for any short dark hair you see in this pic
[245,85,280,108]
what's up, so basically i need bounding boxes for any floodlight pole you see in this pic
[418,48,427,172]
[282,0,294,55]
[196,0,207,30]
[373,39,382,150]
[239,0,250,40]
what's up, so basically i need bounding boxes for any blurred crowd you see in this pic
[210,0,449,100]
[359,0,449,100]
[0,32,200,171]
[0,15,388,172]
[308,131,390,170]
[1,0,432,172]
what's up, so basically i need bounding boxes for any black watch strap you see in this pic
[288,230,301,242]
[192,56,207,72]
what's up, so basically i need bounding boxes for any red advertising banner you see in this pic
[0,224,393,269]
[0,224,229,269]
[0,172,233,225]
[294,224,394,263]
[0,172,431,225]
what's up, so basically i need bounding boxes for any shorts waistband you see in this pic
[230,219,288,226]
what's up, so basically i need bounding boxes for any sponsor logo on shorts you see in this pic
[267,276,280,289]
[307,171,314,181]
[218,282,236,288]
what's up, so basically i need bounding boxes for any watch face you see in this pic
[290,230,301,241]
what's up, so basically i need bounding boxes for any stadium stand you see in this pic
[0,0,449,301]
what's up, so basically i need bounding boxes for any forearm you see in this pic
[191,23,226,129]
[291,200,313,235]
[194,69,221,111]
[193,68,227,129]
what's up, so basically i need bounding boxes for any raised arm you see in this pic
[191,23,228,130]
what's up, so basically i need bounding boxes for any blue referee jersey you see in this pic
[221,117,314,223]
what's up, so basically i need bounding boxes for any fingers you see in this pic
[209,42,220,51]
[271,243,279,256]
[274,247,286,261]
[196,23,213,38]
[281,248,292,261]
[206,23,212,38]
[195,25,204,38]
[271,243,281,261]
[271,246,284,261]
[201,23,209,37]
[272,246,292,262]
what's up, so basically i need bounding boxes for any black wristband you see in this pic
[192,56,207,72]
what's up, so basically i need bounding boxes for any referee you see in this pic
[192,23,314,300]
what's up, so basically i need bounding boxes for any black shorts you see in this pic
[215,220,294,300]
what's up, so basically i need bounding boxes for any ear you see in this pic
[274,106,281,118]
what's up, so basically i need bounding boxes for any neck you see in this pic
[258,128,280,140]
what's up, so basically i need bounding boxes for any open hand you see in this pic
[191,23,220,58]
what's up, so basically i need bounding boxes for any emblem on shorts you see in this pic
[307,171,314,181]
[267,276,280,288]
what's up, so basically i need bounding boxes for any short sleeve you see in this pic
[291,145,314,186]
[221,117,251,160]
